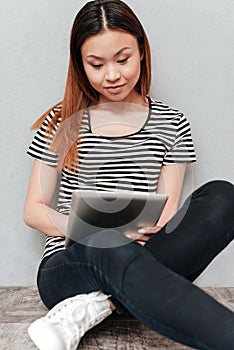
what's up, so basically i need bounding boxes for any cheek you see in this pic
[125,60,141,82]
[84,67,102,88]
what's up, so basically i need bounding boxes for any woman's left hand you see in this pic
[125,225,162,246]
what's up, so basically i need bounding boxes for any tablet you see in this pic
[66,190,168,247]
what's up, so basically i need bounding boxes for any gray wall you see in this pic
[0,0,233,286]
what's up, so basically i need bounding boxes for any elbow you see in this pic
[23,211,32,228]
[23,205,35,228]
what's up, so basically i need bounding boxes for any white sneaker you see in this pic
[28,291,112,350]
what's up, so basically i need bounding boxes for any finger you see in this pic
[136,240,146,247]
[137,234,151,242]
[138,226,162,234]
[135,238,148,246]
[138,227,154,234]
[125,232,143,240]
[136,240,146,246]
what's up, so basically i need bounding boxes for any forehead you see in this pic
[81,30,139,57]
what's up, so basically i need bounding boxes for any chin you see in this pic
[104,93,134,104]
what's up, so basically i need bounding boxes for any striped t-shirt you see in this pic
[27,97,196,260]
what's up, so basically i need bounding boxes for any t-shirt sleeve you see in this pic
[27,109,60,167]
[163,113,196,165]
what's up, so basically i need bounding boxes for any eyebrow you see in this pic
[87,46,132,59]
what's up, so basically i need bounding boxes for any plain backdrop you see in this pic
[0,0,233,286]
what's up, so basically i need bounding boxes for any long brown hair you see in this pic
[32,0,152,170]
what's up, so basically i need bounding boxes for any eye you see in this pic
[117,57,129,64]
[91,63,103,69]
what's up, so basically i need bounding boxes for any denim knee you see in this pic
[197,180,234,228]
[201,180,234,205]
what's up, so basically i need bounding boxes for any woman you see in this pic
[24,1,234,349]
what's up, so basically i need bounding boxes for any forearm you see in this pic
[156,196,178,228]
[24,202,68,237]
[156,163,186,228]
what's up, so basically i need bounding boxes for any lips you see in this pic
[105,84,126,93]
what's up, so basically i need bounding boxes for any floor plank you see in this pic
[0,287,233,350]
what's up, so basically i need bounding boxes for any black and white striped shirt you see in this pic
[27,97,196,260]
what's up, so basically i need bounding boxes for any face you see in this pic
[81,30,143,104]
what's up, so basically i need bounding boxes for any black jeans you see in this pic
[37,180,234,350]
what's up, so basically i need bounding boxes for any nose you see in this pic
[105,64,121,82]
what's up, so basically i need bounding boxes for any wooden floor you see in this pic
[0,287,234,350]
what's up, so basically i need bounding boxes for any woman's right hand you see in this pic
[125,225,162,246]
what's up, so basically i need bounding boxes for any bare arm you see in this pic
[155,162,187,227]
[23,160,68,237]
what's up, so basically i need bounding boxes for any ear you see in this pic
[140,49,144,61]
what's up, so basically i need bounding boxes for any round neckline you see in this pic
[86,96,152,139]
